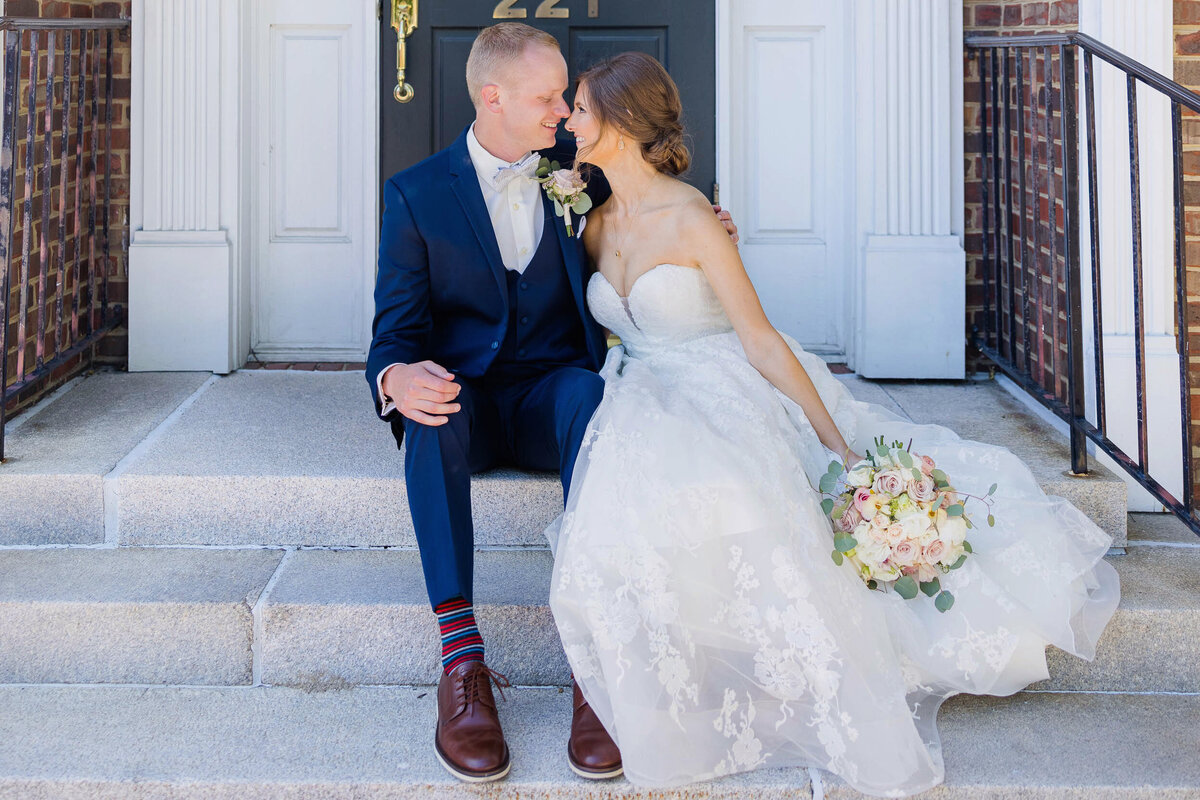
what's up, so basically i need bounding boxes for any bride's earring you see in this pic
[617,135,625,151]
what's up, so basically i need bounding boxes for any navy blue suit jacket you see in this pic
[367,126,610,431]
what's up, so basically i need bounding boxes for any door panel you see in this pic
[252,0,377,360]
[722,0,850,352]
[381,0,715,197]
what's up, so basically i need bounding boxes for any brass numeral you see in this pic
[492,0,527,18]
[535,0,568,18]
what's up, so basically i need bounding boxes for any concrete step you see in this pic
[1,545,1192,692]
[0,372,210,546]
[0,684,1195,798]
[0,371,1128,549]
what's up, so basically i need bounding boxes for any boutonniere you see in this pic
[536,158,592,238]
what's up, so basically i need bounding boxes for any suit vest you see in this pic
[489,212,590,378]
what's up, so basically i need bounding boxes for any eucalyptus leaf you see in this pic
[931,469,947,483]
[898,450,914,468]
[919,578,941,597]
[549,160,561,171]
[866,579,878,590]
[935,591,955,612]
[946,503,964,517]
[963,541,973,553]
[821,498,835,516]
[988,483,998,496]
[876,443,890,457]
[949,554,968,570]
[834,533,858,553]
[819,474,836,494]
[988,514,996,527]
[832,502,848,520]
[553,198,564,216]
[827,461,843,475]
[894,576,919,600]
[911,468,923,482]
[573,192,593,214]
[831,549,844,566]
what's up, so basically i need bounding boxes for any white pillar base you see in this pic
[128,231,235,373]
[857,235,966,379]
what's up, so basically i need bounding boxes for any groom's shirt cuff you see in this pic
[377,363,404,417]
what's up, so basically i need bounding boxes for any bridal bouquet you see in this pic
[818,436,997,612]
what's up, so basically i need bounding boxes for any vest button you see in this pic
[520,315,529,325]
[518,348,526,357]
[519,281,529,290]
[490,341,499,350]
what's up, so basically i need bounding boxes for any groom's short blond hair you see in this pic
[466,23,560,108]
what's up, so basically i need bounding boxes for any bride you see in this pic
[547,51,1120,796]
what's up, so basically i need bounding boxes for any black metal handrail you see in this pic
[965,31,1199,536]
[0,17,128,460]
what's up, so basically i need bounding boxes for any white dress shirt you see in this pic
[377,125,544,415]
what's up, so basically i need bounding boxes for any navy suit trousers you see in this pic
[402,365,603,609]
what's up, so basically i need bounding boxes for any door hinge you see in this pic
[712,181,720,205]
[378,1,382,20]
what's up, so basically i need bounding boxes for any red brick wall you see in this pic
[963,1,1078,404]
[1,0,129,420]
[1176,0,1200,507]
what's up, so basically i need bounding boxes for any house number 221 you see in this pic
[493,0,600,19]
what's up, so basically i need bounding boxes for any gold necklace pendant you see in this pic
[615,249,621,257]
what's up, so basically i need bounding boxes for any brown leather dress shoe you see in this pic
[434,660,512,782]
[568,680,623,779]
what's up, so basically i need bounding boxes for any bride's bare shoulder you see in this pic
[661,179,724,232]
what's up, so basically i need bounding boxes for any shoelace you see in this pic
[460,664,512,706]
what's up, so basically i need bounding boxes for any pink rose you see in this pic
[923,538,947,563]
[548,168,585,196]
[870,512,890,529]
[891,540,919,566]
[908,476,936,503]
[869,525,890,543]
[837,505,863,533]
[872,470,905,498]
[919,455,936,476]
[884,523,906,546]
[916,561,939,583]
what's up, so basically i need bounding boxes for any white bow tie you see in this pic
[493,153,540,189]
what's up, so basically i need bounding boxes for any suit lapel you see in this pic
[543,188,589,328]
[448,130,509,312]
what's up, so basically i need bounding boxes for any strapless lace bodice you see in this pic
[587,264,733,357]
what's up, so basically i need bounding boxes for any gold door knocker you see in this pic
[392,0,418,103]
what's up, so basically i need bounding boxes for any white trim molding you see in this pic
[129,0,245,373]
[853,0,966,377]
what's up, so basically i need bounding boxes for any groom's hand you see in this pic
[382,361,461,426]
[713,205,739,245]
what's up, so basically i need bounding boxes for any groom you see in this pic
[368,22,735,784]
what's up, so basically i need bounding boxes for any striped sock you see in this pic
[435,596,485,674]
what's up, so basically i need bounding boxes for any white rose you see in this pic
[937,514,968,547]
[899,512,931,541]
[845,465,874,487]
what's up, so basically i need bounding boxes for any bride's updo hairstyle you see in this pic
[577,51,690,176]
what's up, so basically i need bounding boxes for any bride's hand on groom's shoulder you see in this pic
[713,205,739,245]
[382,361,462,426]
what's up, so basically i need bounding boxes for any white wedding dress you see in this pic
[546,263,1120,797]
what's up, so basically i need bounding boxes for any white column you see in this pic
[1079,0,1180,510]
[852,0,966,378]
[128,0,243,372]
